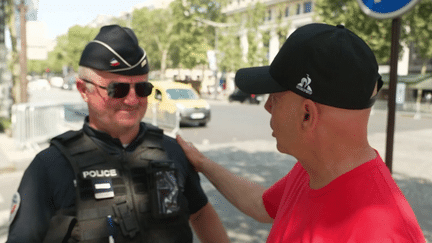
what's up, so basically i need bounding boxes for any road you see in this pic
[0,88,431,242]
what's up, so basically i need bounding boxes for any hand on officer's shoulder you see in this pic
[176,135,208,172]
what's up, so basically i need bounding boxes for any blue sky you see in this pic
[37,0,151,39]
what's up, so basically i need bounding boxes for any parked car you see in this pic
[148,81,211,126]
[27,78,51,91]
[50,76,64,88]
[62,75,77,90]
[228,88,264,104]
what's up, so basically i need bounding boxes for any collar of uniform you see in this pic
[82,116,148,151]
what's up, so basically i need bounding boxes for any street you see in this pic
[0,87,431,242]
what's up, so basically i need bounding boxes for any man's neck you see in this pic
[89,122,141,145]
[304,146,377,189]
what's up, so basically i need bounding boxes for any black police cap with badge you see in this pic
[79,25,149,76]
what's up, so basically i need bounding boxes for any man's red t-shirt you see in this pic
[262,153,425,242]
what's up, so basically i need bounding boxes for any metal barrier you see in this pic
[143,102,180,136]
[12,102,87,150]
[12,102,180,150]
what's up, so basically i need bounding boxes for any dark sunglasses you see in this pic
[82,79,153,98]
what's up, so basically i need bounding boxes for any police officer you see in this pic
[7,25,229,243]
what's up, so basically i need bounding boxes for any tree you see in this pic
[245,2,268,67]
[217,21,244,72]
[132,0,226,78]
[170,0,221,70]
[405,0,432,74]
[46,25,98,74]
[27,60,47,75]
[4,0,19,103]
[132,7,177,78]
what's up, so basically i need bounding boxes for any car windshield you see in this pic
[166,89,198,100]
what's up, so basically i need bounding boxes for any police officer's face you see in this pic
[79,70,149,134]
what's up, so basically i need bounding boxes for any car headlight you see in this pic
[205,103,211,110]
[176,103,186,110]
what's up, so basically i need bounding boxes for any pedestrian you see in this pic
[7,25,229,243]
[177,23,426,242]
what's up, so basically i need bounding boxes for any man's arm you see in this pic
[177,136,273,223]
[189,202,230,243]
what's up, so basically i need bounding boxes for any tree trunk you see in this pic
[420,60,428,75]
[161,49,168,80]
[5,0,20,103]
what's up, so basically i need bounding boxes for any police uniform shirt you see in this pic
[6,119,208,242]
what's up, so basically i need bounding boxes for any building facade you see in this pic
[223,0,316,65]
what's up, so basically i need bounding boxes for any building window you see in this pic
[296,4,301,15]
[268,9,272,21]
[304,2,312,13]
[285,6,290,17]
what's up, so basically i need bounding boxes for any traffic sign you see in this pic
[356,0,421,19]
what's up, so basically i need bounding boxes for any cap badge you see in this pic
[141,59,147,68]
[110,58,120,67]
[297,74,313,95]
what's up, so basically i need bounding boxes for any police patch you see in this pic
[82,169,119,179]
[9,192,20,226]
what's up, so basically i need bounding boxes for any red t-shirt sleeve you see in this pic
[262,162,302,219]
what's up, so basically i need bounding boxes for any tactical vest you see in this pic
[47,125,193,243]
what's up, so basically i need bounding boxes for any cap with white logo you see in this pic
[235,23,383,110]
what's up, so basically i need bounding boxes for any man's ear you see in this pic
[301,99,319,131]
[76,78,88,102]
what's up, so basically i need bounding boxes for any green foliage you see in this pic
[131,0,224,76]
[170,0,216,69]
[27,60,47,75]
[274,3,290,48]
[245,2,268,66]
[218,24,244,72]
[0,117,11,132]
[405,0,432,72]
[46,26,98,74]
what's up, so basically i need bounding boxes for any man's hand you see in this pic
[176,135,208,172]
[176,135,273,223]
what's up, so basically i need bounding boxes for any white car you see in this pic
[50,77,64,88]
[27,79,51,91]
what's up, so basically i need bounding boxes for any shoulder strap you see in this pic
[50,130,84,176]
[140,123,165,150]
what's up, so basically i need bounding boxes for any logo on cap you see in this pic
[141,59,147,68]
[297,74,313,95]
[110,58,120,67]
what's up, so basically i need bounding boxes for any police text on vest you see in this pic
[82,169,118,178]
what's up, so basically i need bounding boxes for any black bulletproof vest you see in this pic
[48,126,193,243]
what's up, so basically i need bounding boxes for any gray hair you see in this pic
[78,66,95,92]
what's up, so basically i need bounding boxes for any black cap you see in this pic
[79,25,149,76]
[235,23,383,110]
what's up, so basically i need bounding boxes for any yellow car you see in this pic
[147,81,211,126]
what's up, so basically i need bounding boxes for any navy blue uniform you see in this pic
[7,120,208,242]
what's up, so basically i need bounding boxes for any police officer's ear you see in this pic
[76,78,90,102]
[300,99,319,131]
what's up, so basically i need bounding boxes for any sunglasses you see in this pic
[82,79,153,98]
